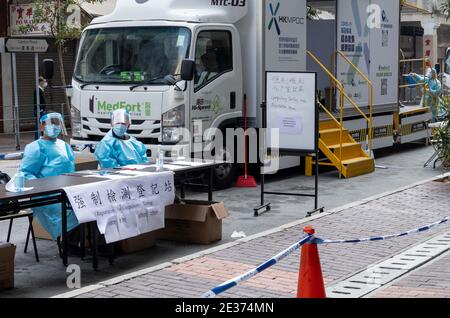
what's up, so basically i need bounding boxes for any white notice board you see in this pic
[265,71,318,154]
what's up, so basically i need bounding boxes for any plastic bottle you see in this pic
[14,171,25,192]
[156,146,164,171]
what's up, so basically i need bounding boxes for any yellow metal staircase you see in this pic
[306,50,375,178]
[318,117,375,178]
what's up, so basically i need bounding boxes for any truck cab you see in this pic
[71,1,247,187]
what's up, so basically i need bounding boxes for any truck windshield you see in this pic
[74,27,191,85]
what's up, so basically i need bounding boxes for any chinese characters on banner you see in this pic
[64,172,175,243]
[9,3,81,37]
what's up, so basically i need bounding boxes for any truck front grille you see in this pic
[96,118,148,125]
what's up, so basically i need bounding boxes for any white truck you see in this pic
[68,0,308,188]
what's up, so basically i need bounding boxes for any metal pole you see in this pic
[435,78,439,120]
[12,53,20,150]
[35,53,40,140]
[61,193,68,267]
[261,102,267,207]
[315,148,319,210]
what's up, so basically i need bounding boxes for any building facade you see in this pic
[0,0,115,134]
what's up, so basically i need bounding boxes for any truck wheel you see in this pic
[213,162,238,190]
[213,147,238,189]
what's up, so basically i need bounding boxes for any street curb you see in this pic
[51,284,104,298]
[101,262,174,286]
[52,172,449,298]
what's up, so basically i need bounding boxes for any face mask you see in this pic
[113,124,128,137]
[45,124,62,139]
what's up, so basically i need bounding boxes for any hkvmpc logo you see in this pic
[268,2,305,35]
[268,3,281,35]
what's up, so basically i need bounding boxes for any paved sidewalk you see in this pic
[61,177,450,298]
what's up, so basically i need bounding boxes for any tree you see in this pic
[19,0,104,116]
[442,0,450,20]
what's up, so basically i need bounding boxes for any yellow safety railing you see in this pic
[307,50,373,177]
[332,50,373,152]
[399,57,439,118]
[317,97,340,127]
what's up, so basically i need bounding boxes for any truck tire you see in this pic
[213,148,238,189]
[213,161,238,190]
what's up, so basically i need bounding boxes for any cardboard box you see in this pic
[118,231,156,254]
[32,219,53,241]
[157,200,229,244]
[0,243,16,290]
[74,155,99,171]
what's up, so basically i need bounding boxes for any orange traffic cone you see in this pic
[297,226,326,298]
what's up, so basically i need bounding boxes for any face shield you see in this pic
[111,109,131,137]
[111,109,131,126]
[40,113,68,138]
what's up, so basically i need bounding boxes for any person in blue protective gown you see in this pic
[20,112,79,240]
[410,68,445,122]
[94,109,149,169]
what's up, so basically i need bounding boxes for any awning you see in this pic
[401,0,432,15]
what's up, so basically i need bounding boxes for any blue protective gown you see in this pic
[20,139,79,240]
[94,130,149,169]
[412,73,445,122]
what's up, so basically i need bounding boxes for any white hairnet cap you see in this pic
[112,109,131,125]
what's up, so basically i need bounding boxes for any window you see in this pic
[74,27,191,85]
[194,31,233,90]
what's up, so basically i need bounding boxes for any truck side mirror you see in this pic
[43,59,55,80]
[181,59,195,81]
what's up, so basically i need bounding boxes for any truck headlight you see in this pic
[162,104,185,127]
[71,106,82,138]
[162,105,185,144]
[162,127,183,143]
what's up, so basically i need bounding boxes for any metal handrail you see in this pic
[400,58,428,63]
[317,98,340,127]
[336,51,371,84]
[399,83,424,89]
[308,50,348,177]
[334,50,373,152]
